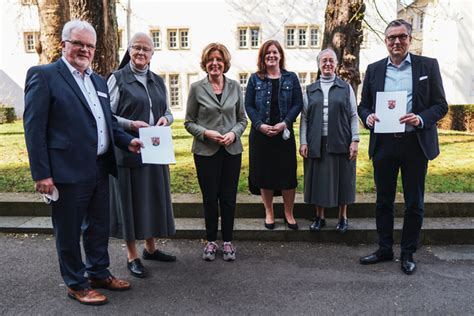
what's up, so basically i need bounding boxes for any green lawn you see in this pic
[1,120,473,193]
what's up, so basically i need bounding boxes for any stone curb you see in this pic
[1,216,473,245]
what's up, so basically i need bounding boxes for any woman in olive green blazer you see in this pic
[184,43,247,262]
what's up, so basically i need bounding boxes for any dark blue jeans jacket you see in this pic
[245,70,303,130]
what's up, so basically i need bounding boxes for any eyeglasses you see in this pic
[65,40,96,50]
[131,45,153,53]
[386,34,409,43]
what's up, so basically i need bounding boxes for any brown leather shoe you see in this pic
[67,288,108,305]
[89,276,131,291]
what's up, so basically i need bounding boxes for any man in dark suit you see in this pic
[358,19,448,274]
[24,20,143,305]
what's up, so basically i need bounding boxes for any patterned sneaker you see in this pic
[202,241,218,261]
[222,242,236,261]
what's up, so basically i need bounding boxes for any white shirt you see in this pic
[61,56,110,155]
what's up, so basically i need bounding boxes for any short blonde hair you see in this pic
[200,43,231,73]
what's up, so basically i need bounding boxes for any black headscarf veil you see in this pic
[118,49,131,70]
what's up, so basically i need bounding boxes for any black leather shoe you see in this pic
[284,218,299,230]
[309,217,326,231]
[264,221,275,230]
[359,249,394,265]
[336,218,348,233]
[287,222,298,230]
[127,258,147,278]
[143,249,177,262]
[401,253,416,275]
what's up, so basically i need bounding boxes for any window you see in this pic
[310,72,318,83]
[298,28,307,46]
[286,28,295,47]
[298,72,307,93]
[250,27,260,48]
[237,26,261,49]
[169,74,180,109]
[418,12,424,30]
[168,29,177,49]
[150,29,161,49]
[239,73,249,96]
[310,27,319,47]
[180,29,189,48]
[285,25,320,48]
[167,28,190,50]
[24,32,39,53]
[238,29,247,48]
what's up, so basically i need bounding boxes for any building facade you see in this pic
[2,0,398,118]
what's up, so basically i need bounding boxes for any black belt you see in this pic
[383,131,416,138]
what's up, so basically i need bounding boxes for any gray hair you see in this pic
[128,32,154,51]
[385,19,413,36]
[317,48,338,64]
[61,20,97,42]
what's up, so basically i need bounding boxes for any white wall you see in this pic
[404,0,474,104]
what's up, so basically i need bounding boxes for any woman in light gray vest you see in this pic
[107,33,176,278]
[185,43,247,262]
[299,48,360,233]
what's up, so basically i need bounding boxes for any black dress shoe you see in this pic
[401,253,416,275]
[336,218,348,233]
[309,217,326,231]
[143,249,177,262]
[264,221,275,230]
[127,258,147,278]
[359,249,394,265]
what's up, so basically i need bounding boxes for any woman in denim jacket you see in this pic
[245,40,303,230]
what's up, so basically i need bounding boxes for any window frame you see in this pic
[167,28,190,50]
[168,73,181,110]
[285,24,321,49]
[150,28,161,50]
[24,31,39,53]
[237,25,261,49]
[238,72,250,96]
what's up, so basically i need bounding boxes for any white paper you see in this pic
[139,126,176,164]
[374,91,407,133]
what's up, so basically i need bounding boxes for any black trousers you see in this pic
[373,133,428,254]
[194,147,242,242]
[52,156,111,290]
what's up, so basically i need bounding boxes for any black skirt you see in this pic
[248,125,297,195]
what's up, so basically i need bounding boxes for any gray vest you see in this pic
[305,77,352,158]
[112,63,167,167]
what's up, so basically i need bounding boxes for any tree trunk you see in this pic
[69,0,119,77]
[36,0,70,64]
[322,0,365,94]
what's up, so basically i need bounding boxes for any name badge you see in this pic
[97,91,108,98]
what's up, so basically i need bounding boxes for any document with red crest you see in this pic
[374,91,407,133]
[139,126,176,164]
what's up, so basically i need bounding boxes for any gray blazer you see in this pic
[184,76,248,156]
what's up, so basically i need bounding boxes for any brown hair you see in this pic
[200,43,231,73]
[256,40,286,79]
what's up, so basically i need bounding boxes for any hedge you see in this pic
[0,105,16,124]
[438,104,474,132]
